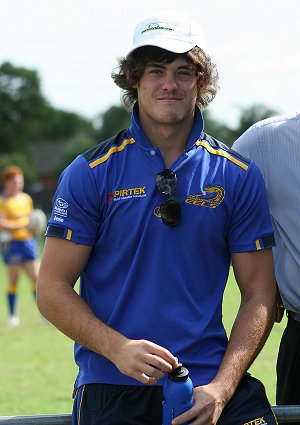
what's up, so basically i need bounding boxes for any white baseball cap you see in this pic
[126,10,207,57]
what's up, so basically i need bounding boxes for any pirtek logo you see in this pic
[243,416,267,425]
[114,187,146,197]
[107,187,146,204]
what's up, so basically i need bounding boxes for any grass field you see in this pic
[0,260,286,416]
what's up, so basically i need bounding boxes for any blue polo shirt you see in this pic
[46,106,275,387]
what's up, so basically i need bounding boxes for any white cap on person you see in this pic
[126,10,207,57]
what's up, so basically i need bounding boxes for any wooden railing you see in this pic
[0,406,300,424]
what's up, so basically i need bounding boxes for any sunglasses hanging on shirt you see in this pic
[156,169,181,226]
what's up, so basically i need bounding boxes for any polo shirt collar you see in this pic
[129,104,204,152]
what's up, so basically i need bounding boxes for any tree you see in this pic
[202,109,235,145]
[0,61,50,152]
[0,61,94,154]
[0,61,95,185]
[42,107,94,141]
[0,152,38,188]
[203,104,279,147]
[56,133,96,175]
[232,104,279,142]
[94,105,131,141]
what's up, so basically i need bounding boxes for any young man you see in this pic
[233,113,300,423]
[0,165,39,326]
[37,11,278,425]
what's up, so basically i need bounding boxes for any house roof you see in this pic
[28,141,67,175]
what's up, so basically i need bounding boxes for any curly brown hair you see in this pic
[112,46,219,110]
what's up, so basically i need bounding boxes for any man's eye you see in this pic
[149,69,162,74]
[178,71,193,76]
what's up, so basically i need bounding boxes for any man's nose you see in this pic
[162,73,178,90]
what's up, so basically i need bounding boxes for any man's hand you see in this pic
[110,338,179,385]
[172,382,226,425]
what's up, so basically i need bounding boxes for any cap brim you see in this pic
[126,38,198,57]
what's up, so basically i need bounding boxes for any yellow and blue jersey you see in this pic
[0,192,33,241]
[46,105,275,388]
[0,191,37,264]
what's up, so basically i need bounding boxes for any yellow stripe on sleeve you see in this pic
[66,229,72,240]
[196,141,249,170]
[89,138,135,168]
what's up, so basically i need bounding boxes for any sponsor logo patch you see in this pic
[141,22,175,34]
[54,197,69,217]
[54,215,64,223]
[56,198,69,209]
[108,187,146,203]
[243,416,267,425]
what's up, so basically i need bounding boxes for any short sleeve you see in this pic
[229,160,275,252]
[46,155,101,245]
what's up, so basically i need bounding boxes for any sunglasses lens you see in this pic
[156,170,177,194]
[160,199,181,226]
[156,169,181,226]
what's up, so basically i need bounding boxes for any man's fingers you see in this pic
[115,339,179,384]
[145,353,178,372]
[144,363,166,379]
[131,370,159,385]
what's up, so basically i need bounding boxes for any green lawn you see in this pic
[0,262,285,415]
[0,260,77,415]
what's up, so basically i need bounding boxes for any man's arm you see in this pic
[36,237,178,385]
[173,248,276,425]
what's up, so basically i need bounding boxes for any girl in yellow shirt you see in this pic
[0,166,39,326]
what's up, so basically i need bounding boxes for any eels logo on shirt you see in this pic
[185,186,225,208]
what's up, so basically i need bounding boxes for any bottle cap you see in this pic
[168,363,189,382]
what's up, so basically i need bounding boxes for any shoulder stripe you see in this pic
[196,141,249,170]
[89,138,135,168]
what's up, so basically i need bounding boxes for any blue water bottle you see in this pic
[162,363,194,425]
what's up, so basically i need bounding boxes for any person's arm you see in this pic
[172,248,276,425]
[0,216,28,231]
[37,237,178,385]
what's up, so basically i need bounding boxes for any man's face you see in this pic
[135,57,198,126]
